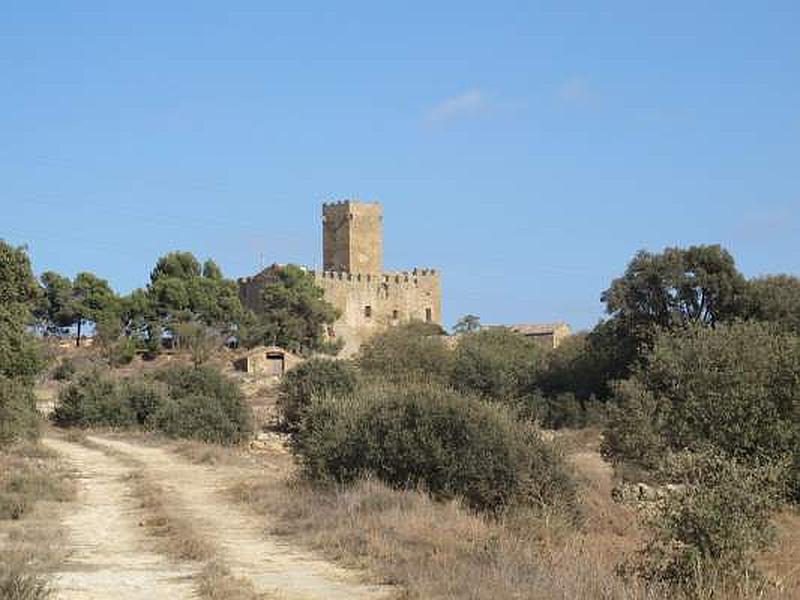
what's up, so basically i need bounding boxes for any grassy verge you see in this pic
[0,441,75,600]
[228,475,649,599]
[125,470,215,561]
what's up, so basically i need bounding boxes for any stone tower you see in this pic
[322,201,383,274]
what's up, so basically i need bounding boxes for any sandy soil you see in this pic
[44,434,390,600]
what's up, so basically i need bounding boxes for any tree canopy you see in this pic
[0,240,44,381]
[745,275,800,334]
[453,314,481,334]
[602,245,748,331]
[246,264,339,354]
[125,251,247,349]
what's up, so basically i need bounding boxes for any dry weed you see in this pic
[196,562,272,600]
[0,443,75,599]
[125,470,214,561]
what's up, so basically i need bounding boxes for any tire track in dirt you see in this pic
[43,437,198,600]
[85,435,391,600]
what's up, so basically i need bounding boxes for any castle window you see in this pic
[425,308,432,322]
[392,309,399,320]
[364,305,372,318]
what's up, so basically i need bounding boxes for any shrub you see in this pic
[603,321,800,495]
[521,390,606,430]
[450,328,545,401]
[51,365,253,445]
[536,332,614,401]
[111,337,136,366]
[51,359,76,381]
[154,394,247,444]
[154,366,252,444]
[277,358,358,431]
[357,322,453,384]
[601,379,669,471]
[117,378,169,427]
[52,372,134,428]
[293,381,577,513]
[633,452,784,594]
[0,378,40,447]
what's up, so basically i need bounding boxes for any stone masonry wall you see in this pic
[313,269,442,356]
[322,201,383,274]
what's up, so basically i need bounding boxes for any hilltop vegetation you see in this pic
[5,236,800,597]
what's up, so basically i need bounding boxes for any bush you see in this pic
[633,452,784,594]
[153,366,253,444]
[293,381,577,513]
[52,372,134,428]
[278,358,358,431]
[51,366,253,445]
[111,337,136,367]
[0,378,40,447]
[450,328,545,401]
[357,322,453,384]
[601,380,669,471]
[117,378,169,427]
[536,332,614,401]
[52,359,76,381]
[603,321,800,495]
[154,394,247,445]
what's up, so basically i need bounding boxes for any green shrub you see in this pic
[450,328,545,401]
[51,365,253,445]
[634,452,784,594]
[0,378,40,447]
[154,394,245,444]
[603,321,800,495]
[357,323,453,384]
[601,380,669,471]
[51,359,76,381]
[154,366,252,444]
[52,372,134,428]
[111,337,136,366]
[293,381,577,513]
[117,378,169,427]
[521,389,606,430]
[277,358,358,431]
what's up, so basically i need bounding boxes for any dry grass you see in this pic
[0,442,75,600]
[227,425,800,600]
[196,562,272,600]
[229,475,659,600]
[171,439,249,466]
[0,443,74,521]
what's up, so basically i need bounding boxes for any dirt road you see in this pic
[45,434,391,600]
[43,437,197,600]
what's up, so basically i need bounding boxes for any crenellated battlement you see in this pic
[311,268,439,288]
[322,199,381,209]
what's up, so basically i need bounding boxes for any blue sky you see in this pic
[1,2,798,331]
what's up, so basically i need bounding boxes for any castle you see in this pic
[238,201,442,355]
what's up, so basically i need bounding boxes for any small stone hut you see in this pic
[232,346,302,378]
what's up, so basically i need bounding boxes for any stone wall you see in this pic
[322,201,383,274]
[313,269,442,356]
